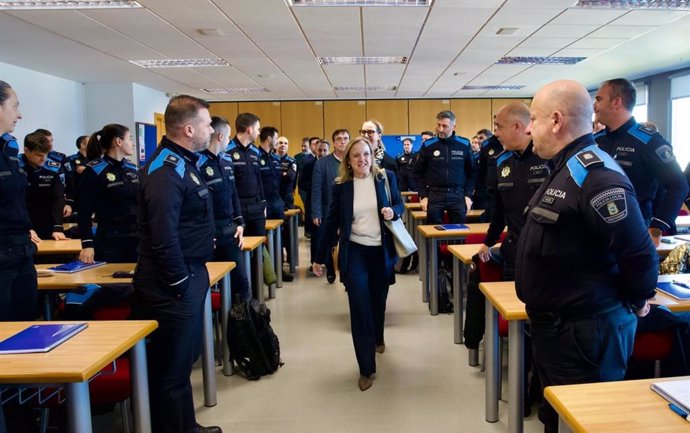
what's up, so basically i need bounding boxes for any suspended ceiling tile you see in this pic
[548,8,627,25]
[568,37,629,49]
[519,37,578,48]
[294,7,361,57]
[363,7,427,57]
[612,9,690,25]
[588,25,657,39]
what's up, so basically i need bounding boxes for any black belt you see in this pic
[429,186,463,193]
[0,233,30,246]
[527,300,622,324]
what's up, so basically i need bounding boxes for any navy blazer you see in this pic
[311,153,341,221]
[315,169,404,284]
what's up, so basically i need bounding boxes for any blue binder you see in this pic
[434,224,469,231]
[48,261,106,274]
[657,281,690,301]
[0,323,88,354]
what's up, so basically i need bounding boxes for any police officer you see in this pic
[518,80,657,433]
[198,116,250,301]
[21,132,66,240]
[35,128,75,217]
[395,137,415,192]
[594,78,688,245]
[133,95,220,433]
[276,136,297,209]
[226,113,266,237]
[475,128,503,221]
[297,137,319,239]
[78,124,139,264]
[68,135,89,219]
[410,110,476,224]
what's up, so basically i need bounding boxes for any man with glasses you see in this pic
[360,120,397,176]
[312,129,349,283]
[411,111,476,225]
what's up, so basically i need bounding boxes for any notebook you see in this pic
[48,260,106,274]
[656,281,690,300]
[434,224,469,231]
[0,323,88,355]
[651,379,690,413]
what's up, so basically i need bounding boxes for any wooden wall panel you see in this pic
[238,101,282,132]
[451,99,493,139]
[324,100,366,141]
[408,99,450,136]
[280,101,324,157]
[491,98,532,115]
[209,102,238,129]
[366,100,409,135]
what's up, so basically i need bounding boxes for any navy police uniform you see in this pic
[516,135,658,432]
[410,133,476,224]
[258,147,285,219]
[78,155,139,262]
[68,152,88,213]
[20,156,65,239]
[197,149,250,301]
[596,117,688,232]
[395,151,415,192]
[474,136,503,221]
[133,137,214,433]
[226,137,266,236]
[278,153,297,209]
[47,149,74,209]
[0,133,37,322]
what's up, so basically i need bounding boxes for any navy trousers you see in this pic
[425,190,466,225]
[0,237,37,321]
[530,304,636,433]
[343,241,390,377]
[133,259,208,433]
[214,236,250,301]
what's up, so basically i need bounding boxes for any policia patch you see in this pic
[590,188,627,224]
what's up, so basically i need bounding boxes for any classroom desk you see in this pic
[284,208,301,274]
[478,279,690,433]
[0,320,157,433]
[401,191,418,198]
[544,376,690,433]
[36,239,82,255]
[675,215,690,229]
[403,203,423,237]
[658,236,688,259]
[265,219,284,297]
[417,223,491,315]
[241,236,266,303]
[447,243,500,345]
[36,261,237,405]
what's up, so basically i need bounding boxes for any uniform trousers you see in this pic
[0,236,38,321]
[133,259,209,433]
[425,190,466,225]
[529,303,636,433]
[94,228,138,263]
[214,236,250,301]
[241,200,266,237]
[343,241,390,377]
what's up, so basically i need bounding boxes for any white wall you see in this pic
[0,61,85,155]
[133,83,168,125]
[84,82,135,136]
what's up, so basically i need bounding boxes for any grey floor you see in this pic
[97,229,545,433]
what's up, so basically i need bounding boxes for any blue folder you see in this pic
[0,323,88,354]
[48,260,106,274]
[434,224,469,231]
[657,281,690,301]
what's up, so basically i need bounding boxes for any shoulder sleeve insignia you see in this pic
[654,144,675,164]
[46,160,60,168]
[639,125,656,135]
[590,187,627,224]
[164,154,181,166]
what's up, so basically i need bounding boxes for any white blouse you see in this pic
[350,174,382,246]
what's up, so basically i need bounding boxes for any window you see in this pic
[632,82,648,123]
[671,73,690,169]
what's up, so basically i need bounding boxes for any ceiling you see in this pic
[1,0,689,101]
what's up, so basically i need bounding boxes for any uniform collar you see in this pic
[103,154,125,167]
[513,141,535,160]
[605,116,636,140]
[200,148,219,161]
[161,136,199,165]
[548,134,595,172]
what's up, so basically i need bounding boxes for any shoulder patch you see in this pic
[147,148,186,178]
[654,144,676,164]
[87,159,108,176]
[626,123,652,145]
[496,150,514,167]
[124,160,137,171]
[453,135,471,146]
[196,153,208,169]
[249,146,260,156]
[225,143,237,153]
[593,130,606,141]
[220,152,233,163]
[590,187,628,224]
[567,144,625,188]
[575,150,603,168]
[424,137,439,147]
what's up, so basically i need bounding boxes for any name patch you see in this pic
[545,188,566,199]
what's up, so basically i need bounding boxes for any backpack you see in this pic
[228,298,283,380]
[437,267,454,314]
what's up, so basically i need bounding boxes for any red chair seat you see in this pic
[92,301,131,320]
[89,358,131,405]
[211,291,221,312]
[632,329,675,362]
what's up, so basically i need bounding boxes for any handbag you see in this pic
[381,171,418,257]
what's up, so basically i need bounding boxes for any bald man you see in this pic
[516,80,657,433]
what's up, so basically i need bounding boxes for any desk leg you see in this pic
[244,250,252,298]
[420,231,428,302]
[453,258,464,344]
[508,320,525,433]
[275,226,283,289]
[485,299,499,423]
[429,238,438,315]
[290,215,298,274]
[267,230,277,298]
[558,417,572,433]
[254,248,264,303]
[221,272,234,376]
[131,338,152,433]
[201,289,217,407]
[66,382,92,433]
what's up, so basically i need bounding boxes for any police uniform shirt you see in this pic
[47,149,74,207]
[226,137,265,203]
[68,152,88,202]
[0,134,31,236]
[396,151,415,190]
[137,137,214,289]
[596,117,688,231]
[258,147,282,200]
[78,155,139,249]
[485,143,547,262]
[410,133,476,198]
[20,155,65,236]
[197,149,244,233]
[515,134,658,314]
[479,136,504,191]
[278,154,297,207]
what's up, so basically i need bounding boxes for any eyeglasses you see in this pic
[277,141,288,144]
[360,129,377,136]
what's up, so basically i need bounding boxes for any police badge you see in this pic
[106,172,116,182]
[190,172,200,185]
[501,166,510,178]
[206,166,214,176]
[233,152,240,160]
[433,150,441,157]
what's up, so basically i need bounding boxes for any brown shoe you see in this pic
[375,343,385,354]
[358,375,373,391]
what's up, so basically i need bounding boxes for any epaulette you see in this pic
[44,159,61,173]
[87,159,108,176]
[249,146,260,156]
[626,123,654,145]
[592,130,606,141]
[147,148,186,178]
[225,143,238,153]
[496,150,514,167]
[566,144,625,187]
[220,152,233,163]
[424,137,439,147]
[453,135,471,146]
[48,150,66,161]
[124,160,137,171]
[196,153,208,169]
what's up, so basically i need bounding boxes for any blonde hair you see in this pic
[335,137,382,184]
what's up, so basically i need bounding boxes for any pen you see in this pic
[669,403,690,422]
[672,280,690,289]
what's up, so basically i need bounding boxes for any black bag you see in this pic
[394,252,419,274]
[228,298,283,380]
[437,267,454,314]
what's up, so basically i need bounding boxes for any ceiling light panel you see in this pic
[130,58,229,68]
[334,85,397,91]
[288,0,432,6]
[462,85,526,90]
[497,56,587,64]
[575,0,690,10]
[201,88,269,94]
[0,0,141,9]
[318,56,408,64]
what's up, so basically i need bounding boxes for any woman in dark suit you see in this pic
[312,137,404,391]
